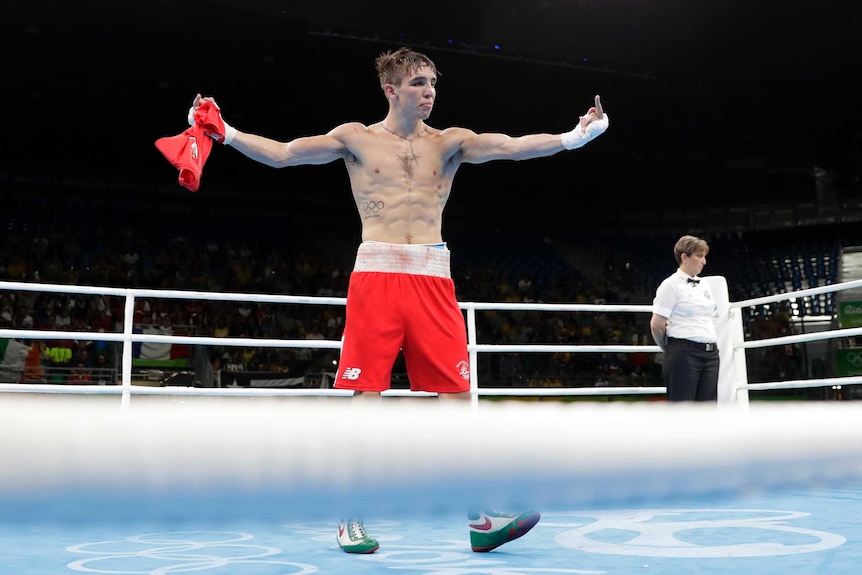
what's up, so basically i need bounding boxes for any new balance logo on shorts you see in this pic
[341,367,362,380]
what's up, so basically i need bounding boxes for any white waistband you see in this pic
[353,242,451,279]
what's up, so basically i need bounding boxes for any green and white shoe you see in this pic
[337,519,380,554]
[468,510,541,552]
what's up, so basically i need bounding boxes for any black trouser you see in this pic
[663,337,719,401]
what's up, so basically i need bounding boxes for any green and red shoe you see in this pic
[468,510,541,552]
[337,519,379,554]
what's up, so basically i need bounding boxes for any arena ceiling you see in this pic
[4,0,861,212]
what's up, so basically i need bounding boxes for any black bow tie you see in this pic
[687,277,700,285]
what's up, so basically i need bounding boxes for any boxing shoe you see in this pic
[468,510,541,552]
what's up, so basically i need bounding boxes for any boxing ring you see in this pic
[2,278,862,574]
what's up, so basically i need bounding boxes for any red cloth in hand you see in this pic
[154,101,224,192]
[193,100,228,143]
[154,125,213,193]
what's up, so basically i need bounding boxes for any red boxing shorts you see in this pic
[335,242,471,394]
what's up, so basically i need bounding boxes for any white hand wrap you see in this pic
[222,123,237,146]
[561,114,610,150]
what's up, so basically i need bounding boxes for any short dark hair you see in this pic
[375,46,440,88]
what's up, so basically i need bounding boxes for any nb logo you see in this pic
[341,367,362,380]
[189,136,199,160]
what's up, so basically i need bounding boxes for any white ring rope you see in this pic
[1,398,861,521]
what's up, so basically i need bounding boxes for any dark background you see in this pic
[4,0,861,228]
